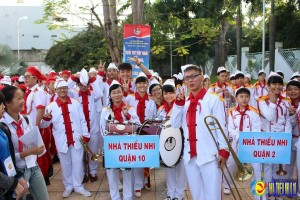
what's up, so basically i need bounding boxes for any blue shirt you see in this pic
[0,129,10,175]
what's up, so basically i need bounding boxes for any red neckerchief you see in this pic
[135,92,149,123]
[112,102,126,123]
[56,97,74,146]
[236,105,249,131]
[22,89,31,114]
[257,81,267,96]
[12,118,24,152]
[50,94,56,103]
[291,101,298,109]
[217,81,227,97]
[79,90,91,132]
[217,81,227,88]
[186,88,207,158]
[107,79,112,86]
[276,95,284,123]
[163,100,174,115]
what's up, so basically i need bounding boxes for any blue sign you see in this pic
[103,135,159,168]
[123,24,151,78]
[238,132,292,164]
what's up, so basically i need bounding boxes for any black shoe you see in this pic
[52,154,60,163]
[82,174,89,183]
[44,176,50,185]
[26,194,34,200]
[48,165,53,177]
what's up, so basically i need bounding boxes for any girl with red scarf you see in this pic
[100,81,140,200]
[157,79,187,200]
[125,72,157,197]
[258,72,293,199]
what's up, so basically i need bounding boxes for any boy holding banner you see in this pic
[224,88,262,200]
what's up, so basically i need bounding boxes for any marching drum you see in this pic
[159,120,184,168]
[138,119,163,135]
[104,121,138,135]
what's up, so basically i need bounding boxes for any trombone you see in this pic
[79,137,100,183]
[204,115,253,200]
[79,137,100,161]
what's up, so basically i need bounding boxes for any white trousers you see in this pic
[184,157,222,200]
[134,168,144,190]
[106,169,133,200]
[58,145,84,191]
[166,159,187,199]
[88,131,101,176]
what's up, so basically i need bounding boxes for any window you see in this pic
[33,35,39,38]
[51,35,57,38]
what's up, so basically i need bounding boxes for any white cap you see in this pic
[291,71,300,79]
[268,71,282,80]
[152,72,159,78]
[258,69,266,75]
[18,75,25,82]
[230,74,235,79]
[277,70,283,73]
[177,72,183,80]
[135,72,147,83]
[89,67,97,73]
[172,74,178,79]
[79,68,89,86]
[0,76,11,85]
[109,80,121,89]
[234,70,244,77]
[163,79,175,88]
[181,64,196,75]
[217,66,227,74]
[203,74,210,79]
[245,73,251,80]
[107,63,118,71]
[54,78,68,89]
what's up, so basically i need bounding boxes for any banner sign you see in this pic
[123,24,151,78]
[103,135,159,168]
[238,132,292,164]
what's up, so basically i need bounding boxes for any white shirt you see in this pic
[41,97,90,153]
[171,91,228,166]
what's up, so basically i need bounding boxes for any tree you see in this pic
[39,0,146,65]
[45,27,110,72]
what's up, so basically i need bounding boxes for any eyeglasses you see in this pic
[56,87,68,91]
[24,75,36,80]
[183,74,201,81]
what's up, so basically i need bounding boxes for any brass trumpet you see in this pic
[276,164,287,176]
[79,137,100,161]
[204,115,253,200]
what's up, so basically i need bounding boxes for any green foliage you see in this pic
[45,27,110,72]
[0,45,15,66]
[275,0,300,48]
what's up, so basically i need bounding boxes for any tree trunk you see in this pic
[101,0,121,64]
[212,20,229,75]
[269,0,276,72]
[236,4,242,71]
[132,0,138,24]
[138,0,144,24]
[109,0,120,55]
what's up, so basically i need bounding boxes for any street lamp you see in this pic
[17,16,28,60]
